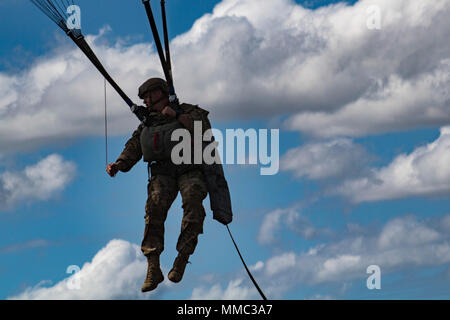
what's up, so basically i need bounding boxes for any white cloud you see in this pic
[0,30,160,155]
[316,254,361,282]
[281,138,371,180]
[265,252,297,276]
[271,214,450,284]
[191,278,257,300]
[333,127,450,203]
[1,0,449,155]
[192,213,450,299]
[0,154,76,210]
[9,238,257,300]
[285,65,450,138]
[284,0,450,137]
[250,261,264,272]
[377,216,440,249]
[258,205,332,245]
[10,214,450,300]
[8,239,170,300]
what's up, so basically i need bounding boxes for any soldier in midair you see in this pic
[106,78,212,292]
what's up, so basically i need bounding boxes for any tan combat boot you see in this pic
[168,254,190,283]
[141,254,164,292]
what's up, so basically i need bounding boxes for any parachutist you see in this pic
[106,78,213,292]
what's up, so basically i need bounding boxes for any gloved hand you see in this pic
[106,161,126,177]
[131,105,150,124]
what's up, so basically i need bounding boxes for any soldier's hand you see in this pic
[106,162,120,177]
[177,114,193,131]
[161,106,177,117]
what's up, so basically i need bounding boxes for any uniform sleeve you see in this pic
[182,104,212,134]
[191,106,211,131]
[116,124,144,172]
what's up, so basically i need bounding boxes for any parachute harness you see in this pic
[31,0,267,300]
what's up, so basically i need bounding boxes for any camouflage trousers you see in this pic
[141,169,208,257]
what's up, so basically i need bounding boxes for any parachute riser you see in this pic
[141,0,182,116]
[30,0,150,124]
[66,31,133,108]
[160,0,172,72]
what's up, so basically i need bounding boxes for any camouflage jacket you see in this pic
[116,103,211,177]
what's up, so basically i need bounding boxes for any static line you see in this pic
[226,225,267,300]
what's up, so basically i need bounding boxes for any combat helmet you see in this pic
[138,77,169,99]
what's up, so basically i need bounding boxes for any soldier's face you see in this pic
[143,89,166,110]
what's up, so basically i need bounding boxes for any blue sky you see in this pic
[1,0,450,300]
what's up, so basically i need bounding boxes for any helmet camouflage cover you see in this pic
[138,77,169,99]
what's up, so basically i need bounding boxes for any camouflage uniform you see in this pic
[116,103,211,258]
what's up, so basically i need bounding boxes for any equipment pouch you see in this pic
[140,121,183,162]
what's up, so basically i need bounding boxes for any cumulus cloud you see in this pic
[283,0,450,137]
[10,214,450,299]
[174,0,450,129]
[0,154,76,211]
[258,205,332,245]
[1,0,449,155]
[8,239,169,300]
[193,213,450,299]
[0,29,159,155]
[333,126,450,203]
[285,62,450,138]
[281,138,372,180]
[191,278,257,300]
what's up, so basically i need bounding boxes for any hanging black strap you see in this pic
[142,0,173,89]
[226,225,267,300]
[160,0,172,72]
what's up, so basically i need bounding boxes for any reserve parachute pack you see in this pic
[140,121,183,162]
[202,160,233,225]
